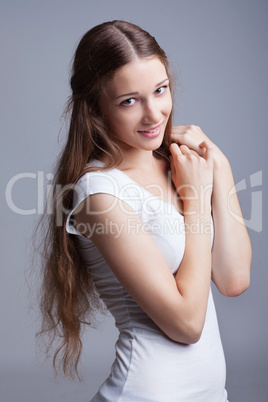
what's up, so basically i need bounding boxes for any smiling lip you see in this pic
[138,124,162,139]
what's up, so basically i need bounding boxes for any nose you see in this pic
[141,98,162,125]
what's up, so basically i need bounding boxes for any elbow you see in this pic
[215,254,252,297]
[214,241,252,297]
[184,330,202,344]
[185,319,204,344]
[182,317,204,344]
[168,317,204,345]
[169,330,202,345]
[223,278,250,297]
[159,300,208,345]
[220,274,250,297]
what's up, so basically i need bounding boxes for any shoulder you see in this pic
[71,160,143,221]
[76,161,141,204]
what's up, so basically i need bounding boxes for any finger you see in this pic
[171,125,201,135]
[171,133,203,156]
[199,140,213,158]
[199,140,212,150]
[171,125,188,134]
[169,142,182,156]
[170,126,187,144]
[179,145,191,155]
[189,149,200,158]
[200,141,213,162]
[169,155,175,175]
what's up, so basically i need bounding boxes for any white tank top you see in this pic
[66,159,228,402]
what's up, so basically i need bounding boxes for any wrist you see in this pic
[183,198,212,217]
[213,148,229,171]
[183,201,212,237]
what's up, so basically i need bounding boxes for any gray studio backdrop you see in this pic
[1,1,267,401]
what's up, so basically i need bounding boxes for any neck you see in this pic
[115,148,160,172]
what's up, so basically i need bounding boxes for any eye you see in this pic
[121,98,136,106]
[155,86,167,95]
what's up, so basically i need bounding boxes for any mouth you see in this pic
[137,124,162,139]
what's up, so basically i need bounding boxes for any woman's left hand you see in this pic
[171,125,225,167]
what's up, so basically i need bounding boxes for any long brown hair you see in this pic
[37,20,174,379]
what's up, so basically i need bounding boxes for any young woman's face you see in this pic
[99,57,172,153]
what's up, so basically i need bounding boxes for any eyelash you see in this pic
[120,85,168,107]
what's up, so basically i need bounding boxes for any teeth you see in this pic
[144,128,157,133]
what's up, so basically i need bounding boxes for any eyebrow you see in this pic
[115,78,169,100]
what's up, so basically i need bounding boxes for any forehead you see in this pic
[104,58,168,96]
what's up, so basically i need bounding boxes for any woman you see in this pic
[39,20,251,401]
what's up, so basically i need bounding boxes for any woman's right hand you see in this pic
[169,140,213,213]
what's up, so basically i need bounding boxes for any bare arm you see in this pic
[209,151,251,296]
[73,143,214,344]
[171,125,252,296]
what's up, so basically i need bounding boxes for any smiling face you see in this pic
[99,57,173,155]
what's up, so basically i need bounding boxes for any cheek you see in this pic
[165,94,173,115]
[101,106,124,129]
[102,112,131,139]
[111,110,139,130]
[158,92,172,119]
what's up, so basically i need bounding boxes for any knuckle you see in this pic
[186,124,203,132]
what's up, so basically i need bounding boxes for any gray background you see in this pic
[1,0,267,401]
